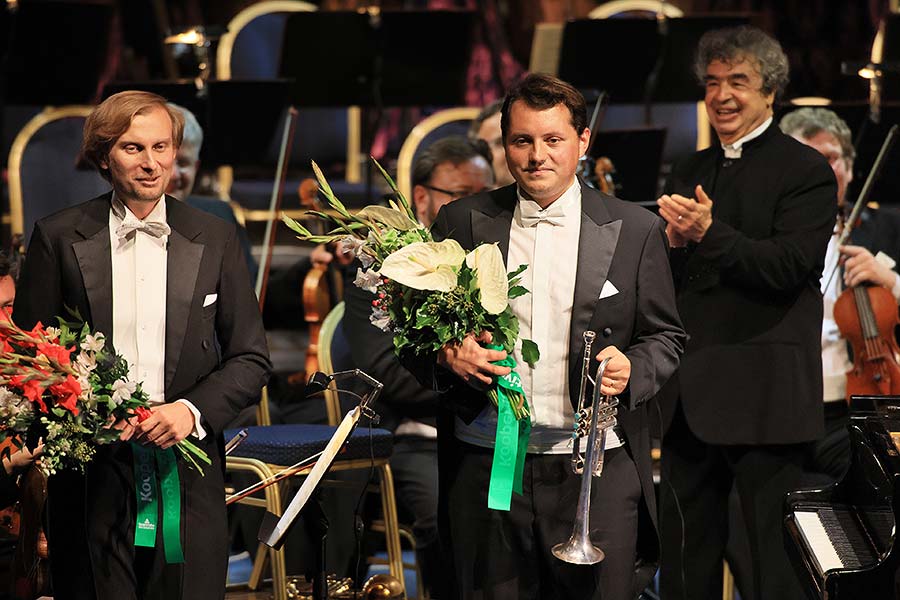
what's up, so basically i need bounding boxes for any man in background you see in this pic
[165,103,257,282]
[469,100,515,188]
[343,135,493,598]
[781,107,900,482]
[656,27,836,600]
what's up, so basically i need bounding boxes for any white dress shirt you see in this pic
[109,194,206,438]
[821,232,852,402]
[455,179,622,453]
[721,116,772,158]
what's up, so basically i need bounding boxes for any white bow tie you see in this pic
[519,201,566,227]
[115,216,171,239]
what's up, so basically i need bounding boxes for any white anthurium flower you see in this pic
[111,379,137,405]
[354,268,382,293]
[80,333,105,353]
[379,240,466,292]
[465,244,509,315]
[356,205,420,231]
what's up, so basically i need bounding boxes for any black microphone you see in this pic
[304,371,331,397]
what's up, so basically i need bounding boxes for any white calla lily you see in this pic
[465,244,509,314]
[379,239,466,291]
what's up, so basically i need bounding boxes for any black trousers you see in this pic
[445,441,641,600]
[658,403,808,600]
[46,441,226,600]
[390,435,451,598]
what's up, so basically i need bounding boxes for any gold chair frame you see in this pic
[588,0,684,19]
[7,105,99,237]
[395,107,481,203]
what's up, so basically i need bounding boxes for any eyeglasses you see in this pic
[423,184,472,201]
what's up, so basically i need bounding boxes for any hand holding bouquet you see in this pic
[0,314,210,475]
[283,161,540,419]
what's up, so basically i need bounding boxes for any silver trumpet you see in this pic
[552,330,620,565]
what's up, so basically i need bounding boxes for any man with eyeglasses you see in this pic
[343,134,493,598]
[411,135,495,225]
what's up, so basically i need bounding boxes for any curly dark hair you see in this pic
[694,25,789,97]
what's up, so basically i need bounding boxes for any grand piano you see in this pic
[785,396,900,599]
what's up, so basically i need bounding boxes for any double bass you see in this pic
[832,125,900,400]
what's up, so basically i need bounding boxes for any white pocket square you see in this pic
[203,293,218,307]
[599,280,619,300]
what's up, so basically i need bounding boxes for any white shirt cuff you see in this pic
[175,399,207,440]
[892,271,900,304]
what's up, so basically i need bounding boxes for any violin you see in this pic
[594,156,617,195]
[11,463,50,599]
[832,125,900,401]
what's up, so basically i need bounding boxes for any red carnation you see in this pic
[50,374,81,415]
[36,342,72,367]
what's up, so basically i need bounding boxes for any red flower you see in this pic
[134,406,152,422]
[36,342,72,367]
[50,374,81,415]
[10,374,47,413]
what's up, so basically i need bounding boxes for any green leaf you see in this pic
[521,338,540,368]
[507,264,528,280]
[507,285,529,299]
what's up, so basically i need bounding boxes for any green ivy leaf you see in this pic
[521,338,540,368]
[508,285,529,299]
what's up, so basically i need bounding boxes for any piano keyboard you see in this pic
[793,508,878,576]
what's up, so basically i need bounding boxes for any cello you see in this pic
[832,125,900,400]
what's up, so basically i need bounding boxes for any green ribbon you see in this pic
[132,444,185,564]
[486,345,532,511]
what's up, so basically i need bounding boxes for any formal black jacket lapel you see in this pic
[568,184,621,407]
[72,194,114,337]
[470,185,516,257]
[165,197,204,392]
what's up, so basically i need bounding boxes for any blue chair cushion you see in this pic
[224,424,393,465]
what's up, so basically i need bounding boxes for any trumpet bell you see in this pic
[551,536,605,565]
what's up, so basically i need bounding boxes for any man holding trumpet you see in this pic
[409,74,685,599]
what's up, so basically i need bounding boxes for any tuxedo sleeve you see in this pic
[622,218,686,410]
[13,222,66,329]
[693,159,836,293]
[343,282,442,418]
[178,226,271,435]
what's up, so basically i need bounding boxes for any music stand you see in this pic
[279,10,475,107]
[555,15,752,104]
[1,1,114,106]
[257,369,383,550]
[101,79,291,168]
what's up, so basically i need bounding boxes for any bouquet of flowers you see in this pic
[283,161,540,420]
[0,314,210,475]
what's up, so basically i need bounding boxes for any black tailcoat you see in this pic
[13,193,271,599]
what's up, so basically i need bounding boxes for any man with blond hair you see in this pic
[14,90,271,600]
